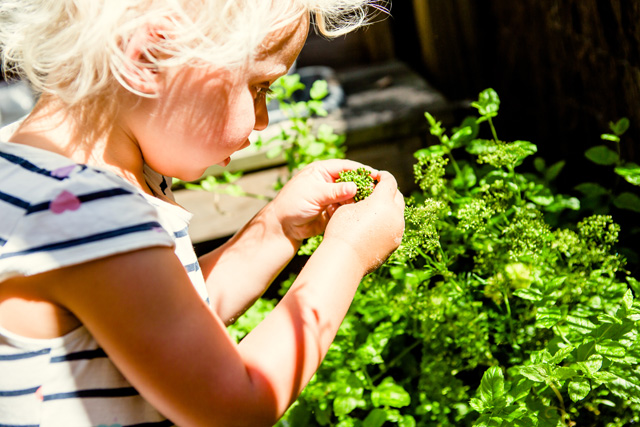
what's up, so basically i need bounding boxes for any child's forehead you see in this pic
[255,13,309,58]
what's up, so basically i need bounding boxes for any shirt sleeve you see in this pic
[0,165,175,281]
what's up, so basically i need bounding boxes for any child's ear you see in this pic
[121,25,166,95]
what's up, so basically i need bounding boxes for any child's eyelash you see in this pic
[257,86,274,97]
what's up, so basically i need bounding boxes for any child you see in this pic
[0,1,404,425]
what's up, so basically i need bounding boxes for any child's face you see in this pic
[125,14,309,181]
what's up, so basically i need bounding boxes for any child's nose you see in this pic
[254,101,269,131]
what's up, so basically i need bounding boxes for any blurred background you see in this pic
[297,0,639,188]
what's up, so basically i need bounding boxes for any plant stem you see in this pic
[488,116,499,143]
[371,340,421,383]
[503,293,516,346]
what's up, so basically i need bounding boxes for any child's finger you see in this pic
[313,181,358,207]
[369,170,399,197]
[313,159,378,180]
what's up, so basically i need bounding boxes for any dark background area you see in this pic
[295,0,640,266]
[298,0,640,186]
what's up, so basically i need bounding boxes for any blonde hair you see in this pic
[0,0,387,106]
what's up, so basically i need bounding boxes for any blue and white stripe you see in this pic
[0,140,208,426]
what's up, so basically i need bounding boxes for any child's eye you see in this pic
[254,85,274,101]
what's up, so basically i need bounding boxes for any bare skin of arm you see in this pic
[199,159,377,325]
[5,170,404,426]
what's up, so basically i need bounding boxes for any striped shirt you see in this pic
[0,139,209,426]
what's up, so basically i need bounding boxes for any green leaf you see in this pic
[512,140,538,161]
[309,80,329,100]
[335,420,358,427]
[316,123,339,142]
[623,288,634,310]
[614,163,640,186]
[628,277,640,296]
[513,288,543,302]
[424,111,437,128]
[474,366,507,412]
[611,117,630,135]
[223,184,245,197]
[577,354,603,375]
[565,314,597,334]
[371,378,411,408]
[398,414,416,427]
[555,367,579,380]
[452,162,477,189]
[333,396,360,417]
[530,349,552,364]
[545,160,566,181]
[469,397,486,413]
[266,145,283,158]
[518,365,547,383]
[595,339,626,358]
[508,378,533,403]
[472,88,501,117]
[414,145,446,159]
[363,408,387,427]
[473,414,504,427]
[569,378,591,401]
[527,187,554,206]
[306,142,326,157]
[545,195,581,212]
[607,373,640,402]
[307,100,328,116]
[584,145,619,165]
[601,133,620,143]
[536,306,563,328]
[550,346,575,364]
[575,182,609,197]
[597,313,623,325]
[613,192,640,212]
[314,400,333,425]
[591,370,618,384]
[467,138,494,155]
[450,126,473,148]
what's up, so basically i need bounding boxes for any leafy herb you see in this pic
[256,74,347,189]
[336,168,375,202]
[227,89,640,427]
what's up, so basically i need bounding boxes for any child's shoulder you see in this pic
[0,140,155,220]
[0,141,175,281]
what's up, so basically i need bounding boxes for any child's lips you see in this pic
[216,140,250,167]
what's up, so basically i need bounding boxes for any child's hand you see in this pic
[322,170,405,274]
[272,159,374,243]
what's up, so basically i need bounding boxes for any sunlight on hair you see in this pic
[0,0,388,106]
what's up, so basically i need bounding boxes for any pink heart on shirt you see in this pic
[50,190,81,214]
[51,165,76,178]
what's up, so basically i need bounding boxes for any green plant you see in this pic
[229,89,640,427]
[255,74,347,189]
[578,117,640,213]
[182,170,272,203]
[336,168,376,202]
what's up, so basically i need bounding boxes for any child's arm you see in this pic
[198,159,373,324]
[40,170,403,426]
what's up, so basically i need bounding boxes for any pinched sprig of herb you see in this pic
[336,167,375,202]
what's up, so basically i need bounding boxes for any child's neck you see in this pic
[9,96,154,195]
